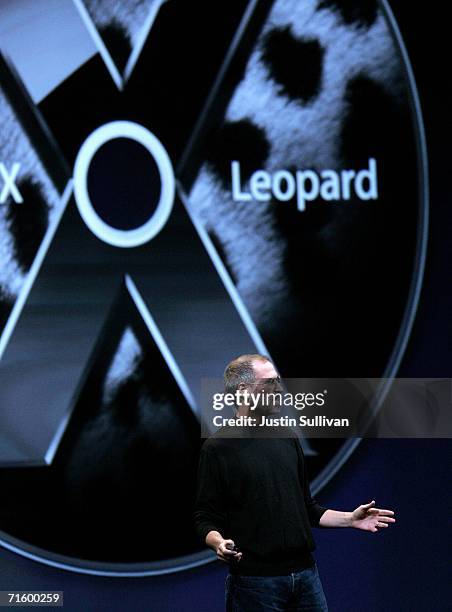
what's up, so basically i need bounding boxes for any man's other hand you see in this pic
[351,500,396,532]
[217,539,243,563]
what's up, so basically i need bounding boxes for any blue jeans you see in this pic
[225,564,328,611]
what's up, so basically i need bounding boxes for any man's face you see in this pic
[249,359,283,415]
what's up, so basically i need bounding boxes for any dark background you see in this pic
[0,1,450,610]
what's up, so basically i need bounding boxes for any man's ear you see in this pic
[236,383,247,409]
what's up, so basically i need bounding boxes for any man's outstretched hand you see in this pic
[351,500,396,532]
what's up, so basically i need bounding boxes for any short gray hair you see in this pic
[223,354,271,395]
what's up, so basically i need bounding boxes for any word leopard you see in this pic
[231,158,378,211]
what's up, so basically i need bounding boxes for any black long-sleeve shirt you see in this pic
[193,426,328,576]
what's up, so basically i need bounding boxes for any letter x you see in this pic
[0,162,23,204]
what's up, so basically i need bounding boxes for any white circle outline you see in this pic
[73,121,175,248]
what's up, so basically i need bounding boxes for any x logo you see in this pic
[0,0,270,466]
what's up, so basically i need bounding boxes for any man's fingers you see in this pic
[222,545,236,554]
[361,500,375,509]
[217,551,242,563]
[217,551,235,561]
[222,549,238,558]
[221,540,238,556]
[378,516,396,523]
[368,508,394,517]
[217,540,242,564]
[376,521,388,528]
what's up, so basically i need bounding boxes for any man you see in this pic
[194,354,396,611]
